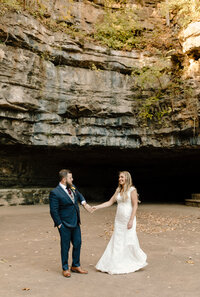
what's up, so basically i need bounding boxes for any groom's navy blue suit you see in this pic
[49,184,86,270]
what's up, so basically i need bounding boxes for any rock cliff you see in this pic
[0,1,199,150]
[0,0,200,203]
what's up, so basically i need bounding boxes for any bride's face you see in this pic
[119,173,126,186]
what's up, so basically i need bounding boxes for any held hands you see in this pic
[83,202,99,213]
[84,203,93,213]
[91,206,99,213]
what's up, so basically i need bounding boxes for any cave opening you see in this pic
[1,145,200,204]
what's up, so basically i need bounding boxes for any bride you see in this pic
[92,171,147,275]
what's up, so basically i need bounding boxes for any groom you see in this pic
[49,169,92,278]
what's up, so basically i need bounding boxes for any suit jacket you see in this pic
[49,184,86,228]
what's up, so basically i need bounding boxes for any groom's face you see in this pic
[65,173,73,186]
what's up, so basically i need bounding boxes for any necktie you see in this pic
[66,186,74,203]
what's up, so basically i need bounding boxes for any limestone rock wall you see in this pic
[0,188,51,206]
[0,2,200,149]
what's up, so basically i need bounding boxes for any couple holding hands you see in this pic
[49,169,147,277]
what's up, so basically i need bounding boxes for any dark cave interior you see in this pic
[1,145,200,203]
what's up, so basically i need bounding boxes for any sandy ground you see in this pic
[0,203,200,297]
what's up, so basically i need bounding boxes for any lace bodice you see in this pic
[116,186,135,203]
[115,186,136,225]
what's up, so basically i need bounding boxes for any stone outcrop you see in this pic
[185,193,200,208]
[179,22,200,81]
[0,9,199,150]
[180,22,200,55]
[0,188,51,206]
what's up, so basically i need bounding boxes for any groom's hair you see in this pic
[59,169,72,181]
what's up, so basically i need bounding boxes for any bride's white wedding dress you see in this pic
[95,186,148,274]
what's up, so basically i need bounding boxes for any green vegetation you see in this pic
[91,1,176,53]
[0,0,174,52]
[132,63,168,90]
[90,63,102,71]
[130,61,196,125]
[92,8,144,51]
[1,0,197,51]
[0,0,50,18]
[132,62,196,126]
[138,95,172,124]
[160,0,200,28]
[131,64,172,125]
[0,0,87,40]
[0,0,22,14]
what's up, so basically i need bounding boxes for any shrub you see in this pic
[93,8,144,51]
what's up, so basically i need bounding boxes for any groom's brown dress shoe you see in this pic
[62,270,71,278]
[71,266,88,274]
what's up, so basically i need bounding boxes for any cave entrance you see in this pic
[1,145,200,203]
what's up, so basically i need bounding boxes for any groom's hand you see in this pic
[83,202,93,213]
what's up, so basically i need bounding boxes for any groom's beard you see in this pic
[66,182,73,187]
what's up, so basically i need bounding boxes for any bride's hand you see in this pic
[91,206,98,213]
[127,220,133,229]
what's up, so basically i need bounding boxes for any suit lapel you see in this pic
[57,185,74,204]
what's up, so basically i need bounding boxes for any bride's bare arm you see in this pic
[127,189,138,229]
[92,192,117,211]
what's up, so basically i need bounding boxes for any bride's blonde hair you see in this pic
[116,171,140,202]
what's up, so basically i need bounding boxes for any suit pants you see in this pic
[58,224,81,270]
